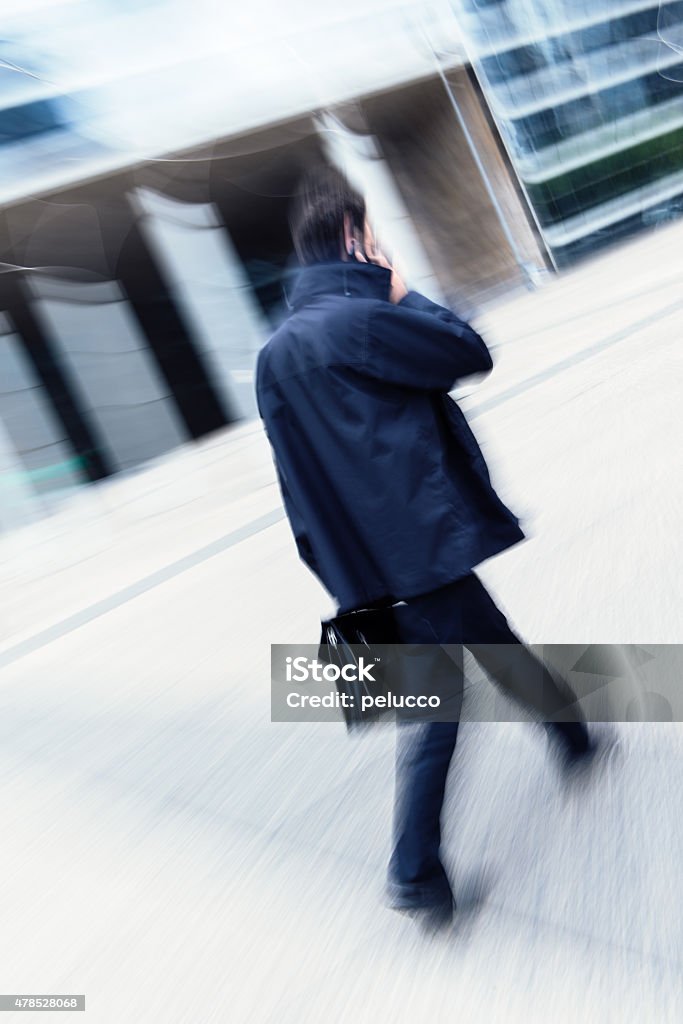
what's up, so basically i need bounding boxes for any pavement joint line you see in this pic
[484,894,683,976]
[489,272,683,344]
[0,507,286,670]
[468,296,683,419]
[3,295,681,669]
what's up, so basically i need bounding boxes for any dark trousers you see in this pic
[386,573,588,909]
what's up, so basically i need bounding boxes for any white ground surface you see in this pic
[0,221,682,1022]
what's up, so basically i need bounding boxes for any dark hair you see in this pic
[289,165,366,265]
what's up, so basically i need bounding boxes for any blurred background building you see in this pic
[0,0,681,530]
[453,0,683,267]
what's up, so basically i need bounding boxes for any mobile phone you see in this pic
[350,234,367,261]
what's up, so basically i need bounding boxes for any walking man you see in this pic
[256,166,595,929]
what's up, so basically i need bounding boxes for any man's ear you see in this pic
[342,212,355,258]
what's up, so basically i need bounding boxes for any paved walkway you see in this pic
[0,222,681,1021]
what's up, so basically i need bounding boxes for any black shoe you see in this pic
[550,726,617,782]
[561,736,598,773]
[546,721,590,758]
[388,891,455,933]
[416,899,455,935]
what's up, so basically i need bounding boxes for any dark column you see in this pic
[0,270,112,482]
[102,187,234,436]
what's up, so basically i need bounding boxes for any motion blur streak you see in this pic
[1,217,681,1020]
[0,1,682,1021]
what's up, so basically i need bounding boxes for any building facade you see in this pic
[453,0,683,266]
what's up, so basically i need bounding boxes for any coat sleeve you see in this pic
[278,472,321,578]
[362,290,493,391]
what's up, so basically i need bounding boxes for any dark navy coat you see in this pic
[256,260,524,613]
